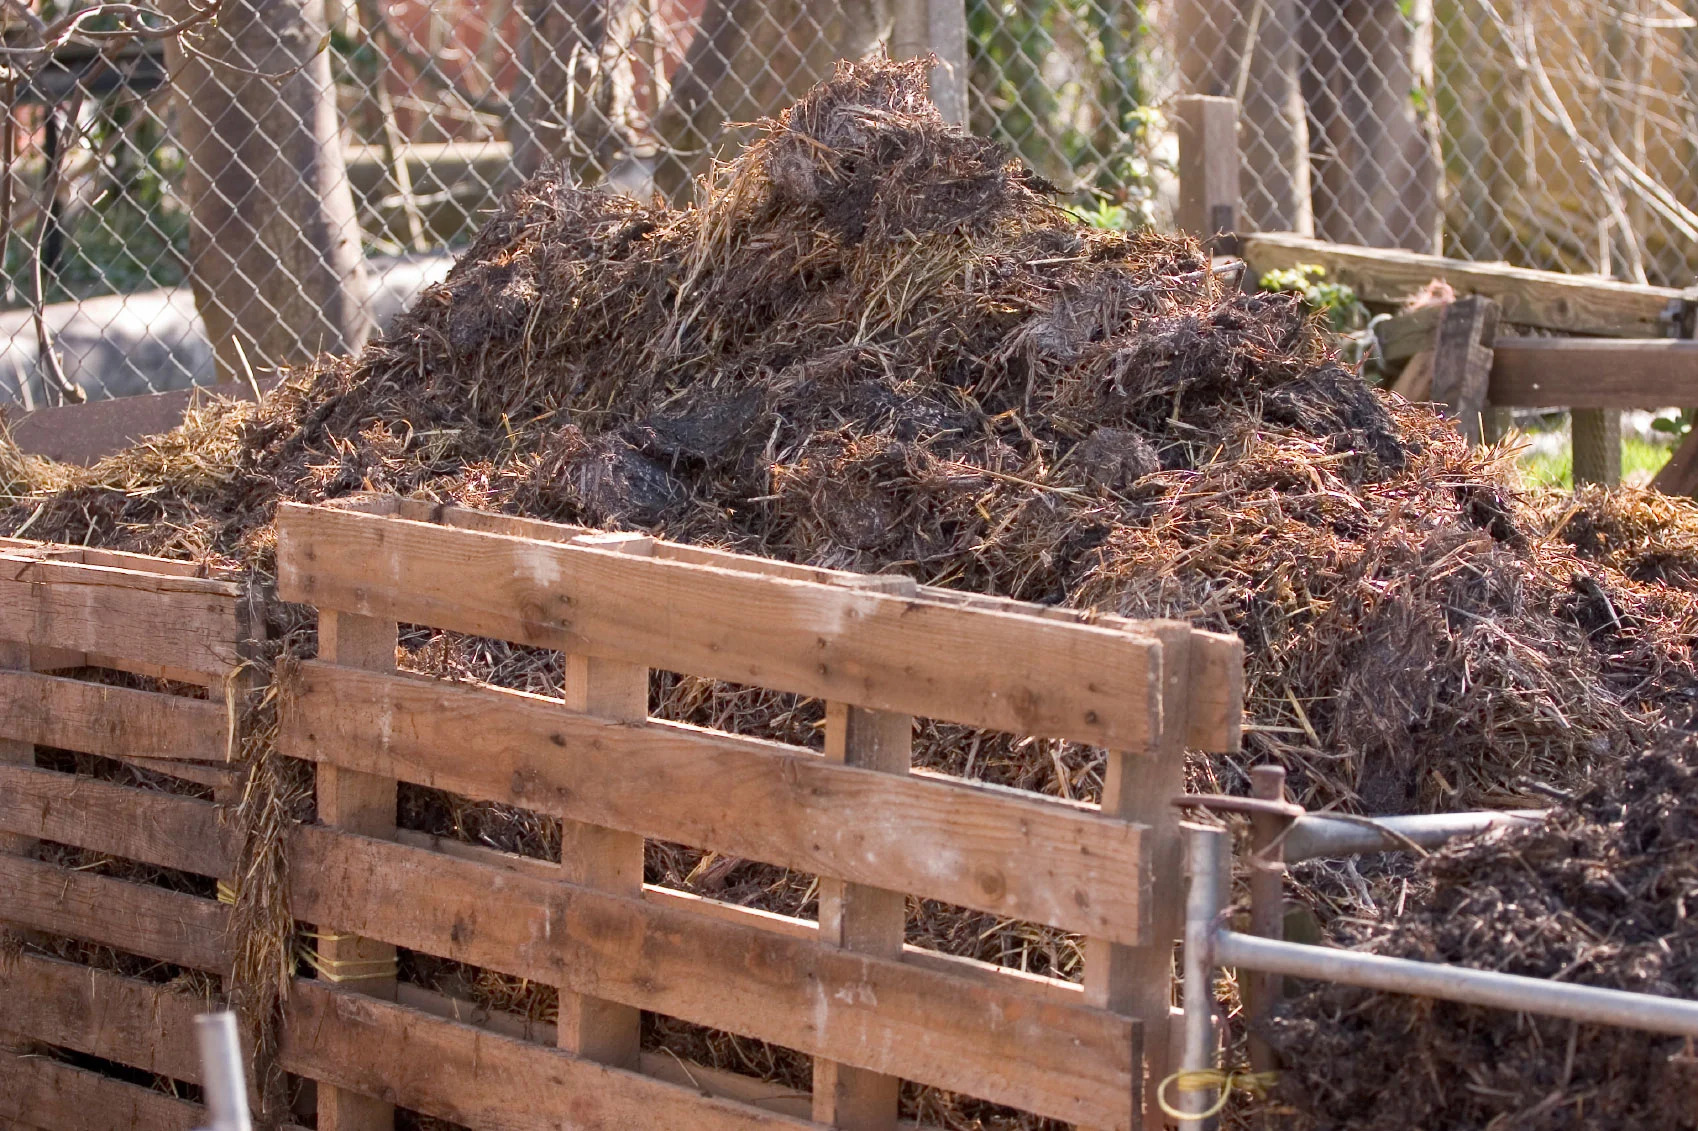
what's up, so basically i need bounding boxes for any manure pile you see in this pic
[1265,731,1698,1130]
[5,56,1698,1129]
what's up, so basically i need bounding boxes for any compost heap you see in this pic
[5,56,1698,1128]
[1264,730,1698,1131]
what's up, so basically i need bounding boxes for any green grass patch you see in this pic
[1517,434,1673,489]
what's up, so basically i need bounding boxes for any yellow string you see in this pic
[1156,1069,1279,1122]
[296,941,398,984]
[216,881,237,905]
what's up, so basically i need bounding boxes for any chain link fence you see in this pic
[2,0,1694,408]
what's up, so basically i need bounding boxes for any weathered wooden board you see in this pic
[0,952,210,1083]
[0,669,227,761]
[310,496,1245,752]
[390,826,1093,1009]
[0,763,227,876]
[281,979,823,1131]
[1242,232,1683,337]
[0,854,227,972]
[0,556,243,680]
[286,823,1139,1130]
[1486,337,1698,407]
[275,502,1164,750]
[0,1049,203,1131]
[285,662,1150,945]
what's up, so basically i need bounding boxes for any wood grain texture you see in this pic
[1241,232,1682,337]
[1430,296,1499,446]
[0,763,227,876]
[813,689,912,1130]
[285,822,1139,1130]
[281,979,823,1131]
[283,661,1150,945]
[0,669,227,761]
[314,610,399,1131]
[0,951,211,1083]
[0,1048,203,1131]
[0,555,242,680]
[0,855,227,972]
[1175,94,1240,239]
[1486,338,1698,407]
[297,496,1244,752]
[275,502,1163,750]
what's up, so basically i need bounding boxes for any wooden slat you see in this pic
[313,609,400,1131]
[0,643,33,861]
[0,669,227,761]
[284,662,1150,945]
[392,982,817,1120]
[1241,231,1683,337]
[0,1048,202,1131]
[1430,296,1499,446]
[0,855,227,973]
[0,763,226,876]
[321,496,1245,753]
[0,556,243,680]
[813,624,913,1130]
[1087,623,1194,1130]
[286,822,1138,1130]
[280,979,821,1131]
[4,379,271,467]
[1486,337,1698,407]
[0,952,209,1083]
[275,502,1163,750]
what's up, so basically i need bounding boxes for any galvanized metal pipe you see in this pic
[1215,930,1698,1038]
[1282,809,1546,862]
[194,1011,252,1131]
[1182,824,1230,1124]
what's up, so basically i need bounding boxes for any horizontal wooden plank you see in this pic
[391,828,1092,1010]
[328,496,1244,752]
[0,557,243,680]
[1486,338,1698,407]
[0,1048,202,1131]
[1242,232,1683,337]
[281,978,821,1131]
[286,662,1149,944]
[0,670,228,761]
[0,855,227,973]
[0,764,227,876]
[287,823,1137,1130]
[0,952,209,1083]
[4,380,271,467]
[275,502,1163,750]
[392,982,817,1121]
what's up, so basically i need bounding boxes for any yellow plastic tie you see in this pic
[216,880,238,905]
[296,935,398,984]
[1156,1069,1279,1122]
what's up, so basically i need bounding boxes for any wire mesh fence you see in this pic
[1,0,1693,408]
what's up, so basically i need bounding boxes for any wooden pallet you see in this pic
[0,498,1243,1131]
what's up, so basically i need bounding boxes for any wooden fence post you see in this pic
[1652,289,1698,496]
[315,609,399,1131]
[1571,409,1622,487]
[1175,95,1240,245]
[557,532,652,1069]
[813,573,916,1131]
[1086,624,1191,1130]
[1430,296,1499,447]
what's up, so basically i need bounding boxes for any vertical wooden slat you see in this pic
[556,532,651,1069]
[1175,95,1241,243]
[315,609,399,1131]
[813,574,916,1131]
[1085,624,1190,1131]
[0,637,33,1060]
[1571,408,1622,487]
[1430,295,1500,447]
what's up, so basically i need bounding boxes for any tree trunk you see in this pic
[165,0,372,381]
[1300,0,1443,252]
[650,0,891,202]
[510,0,642,181]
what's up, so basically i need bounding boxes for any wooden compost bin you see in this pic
[0,497,1242,1131]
